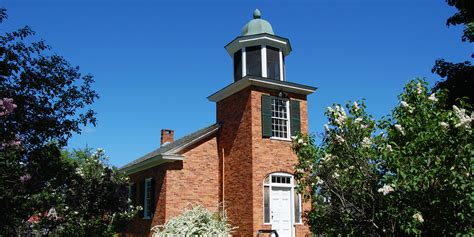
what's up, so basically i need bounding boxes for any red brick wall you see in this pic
[216,87,255,236]
[126,164,167,237]
[249,87,311,236]
[125,136,220,237]
[216,86,312,236]
[165,136,221,219]
[125,85,312,236]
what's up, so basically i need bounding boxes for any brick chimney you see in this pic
[160,129,174,145]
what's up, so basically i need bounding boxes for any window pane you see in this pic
[233,50,242,82]
[264,186,270,223]
[266,46,280,80]
[144,180,152,218]
[294,191,301,223]
[246,46,261,77]
[271,98,289,138]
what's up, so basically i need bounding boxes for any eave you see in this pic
[225,33,292,57]
[207,76,317,103]
[121,154,184,174]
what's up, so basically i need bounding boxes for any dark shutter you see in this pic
[139,180,145,217]
[150,178,155,217]
[131,183,137,206]
[261,95,272,137]
[290,100,301,136]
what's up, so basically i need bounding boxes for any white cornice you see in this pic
[225,34,292,57]
[207,77,316,103]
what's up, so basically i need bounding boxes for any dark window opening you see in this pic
[266,46,280,80]
[233,49,242,82]
[246,46,262,77]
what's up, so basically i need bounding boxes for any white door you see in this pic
[271,187,292,237]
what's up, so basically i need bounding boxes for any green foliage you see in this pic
[8,148,139,236]
[444,0,474,42]
[0,8,136,236]
[151,204,235,236]
[293,79,473,235]
[432,1,473,107]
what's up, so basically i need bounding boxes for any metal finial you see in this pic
[253,9,261,19]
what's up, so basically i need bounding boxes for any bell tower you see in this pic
[209,10,316,236]
[226,9,291,82]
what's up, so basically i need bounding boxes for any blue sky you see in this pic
[1,0,471,167]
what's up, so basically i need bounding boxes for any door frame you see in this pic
[263,172,298,237]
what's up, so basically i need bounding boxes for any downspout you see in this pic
[222,148,225,216]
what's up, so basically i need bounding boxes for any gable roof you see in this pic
[121,123,221,174]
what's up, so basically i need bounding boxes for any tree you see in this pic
[444,0,473,43]
[432,1,473,107]
[0,7,134,235]
[293,79,473,235]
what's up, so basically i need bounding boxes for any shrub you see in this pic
[151,204,235,236]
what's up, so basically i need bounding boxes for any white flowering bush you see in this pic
[293,79,473,235]
[151,204,235,236]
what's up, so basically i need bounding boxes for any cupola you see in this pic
[225,9,292,82]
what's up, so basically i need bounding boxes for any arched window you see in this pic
[263,173,302,225]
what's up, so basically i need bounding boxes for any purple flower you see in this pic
[0,98,17,116]
[20,174,32,183]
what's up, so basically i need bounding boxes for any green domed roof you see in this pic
[241,9,274,36]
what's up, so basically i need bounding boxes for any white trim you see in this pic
[239,36,287,45]
[242,48,247,77]
[207,77,316,102]
[263,172,301,236]
[225,35,292,57]
[261,45,267,78]
[279,50,284,81]
[270,97,291,140]
[143,178,152,219]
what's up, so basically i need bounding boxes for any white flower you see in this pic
[336,105,347,117]
[320,153,333,162]
[416,82,423,94]
[324,124,330,132]
[75,167,84,177]
[362,137,372,148]
[332,172,340,179]
[439,122,449,129]
[386,144,393,152]
[413,212,424,223]
[297,138,304,144]
[333,105,347,126]
[315,176,324,185]
[354,118,363,123]
[377,184,394,195]
[327,106,334,113]
[335,135,345,143]
[394,124,405,135]
[348,165,355,170]
[360,124,368,129]
[453,105,472,129]
[353,101,360,111]
[400,101,409,108]
[428,93,438,102]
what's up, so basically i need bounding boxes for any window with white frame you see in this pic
[271,98,290,139]
[143,178,152,219]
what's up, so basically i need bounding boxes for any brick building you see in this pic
[122,9,316,237]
